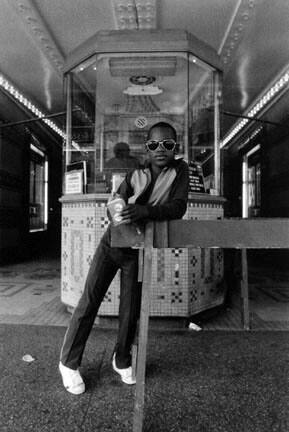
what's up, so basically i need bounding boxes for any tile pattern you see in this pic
[1,255,288,330]
[61,198,224,317]
[0,282,31,297]
[0,296,70,327]
[0,272,288,330]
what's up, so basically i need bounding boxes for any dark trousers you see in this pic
[60,226,142,369]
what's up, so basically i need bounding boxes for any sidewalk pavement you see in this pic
[0,324,288,432]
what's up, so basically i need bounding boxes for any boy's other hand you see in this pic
[121,204,149,223]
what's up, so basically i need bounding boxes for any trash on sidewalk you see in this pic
[22,354,35,363]
[188,322,202,331]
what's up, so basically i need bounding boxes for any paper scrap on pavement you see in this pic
[22,354,35,362]
[188,322,202,331]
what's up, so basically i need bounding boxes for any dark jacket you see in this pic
[117,158,189,221]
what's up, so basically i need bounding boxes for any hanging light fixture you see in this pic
[123,74,163,95]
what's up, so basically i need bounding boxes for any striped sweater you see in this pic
[117,158,189,221]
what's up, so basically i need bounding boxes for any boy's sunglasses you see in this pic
[145,139,176,152]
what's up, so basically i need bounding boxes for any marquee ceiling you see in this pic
[0,0,288,146]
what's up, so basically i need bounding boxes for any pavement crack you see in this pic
[76,390,94,432]
[76,348,108,431]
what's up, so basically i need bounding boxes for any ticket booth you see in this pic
[60,30,226,318]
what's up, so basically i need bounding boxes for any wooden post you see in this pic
[131,249,145,381]
[131,341,138,383]
[133,222,154,432]
[241,248,250,330]
[137,249,144,282]
[154,221,169,248]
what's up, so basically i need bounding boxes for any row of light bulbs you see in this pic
[238,126,263,150]
[1,65,288,151]
[0,73,65,139]
[221,71,289,147]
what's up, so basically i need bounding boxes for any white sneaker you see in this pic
[112,354,136,385]
[59,362,85,395]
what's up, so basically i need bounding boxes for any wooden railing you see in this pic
[111,218,289,432]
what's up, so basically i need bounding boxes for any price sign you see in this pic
[65,170,84,194]
[188,161,205,193]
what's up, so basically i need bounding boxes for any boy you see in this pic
[59,122,189,394]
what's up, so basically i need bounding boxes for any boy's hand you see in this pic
[121,204,149,223]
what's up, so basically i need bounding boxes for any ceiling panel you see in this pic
[1,0,63,114]
[223,0,289,115]
[158,0,240,52]
[33,0,116,54]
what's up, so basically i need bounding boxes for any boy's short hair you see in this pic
[147,122,177,141]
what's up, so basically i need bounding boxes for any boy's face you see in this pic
[146,125,176,168]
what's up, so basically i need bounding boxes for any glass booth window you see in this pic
[64,51,220,194]
[29,144,48,232]
[188,54,219,192]
[248,151,261,217]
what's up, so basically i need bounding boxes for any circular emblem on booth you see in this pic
[135,116,148,129]
[130,75,156,86]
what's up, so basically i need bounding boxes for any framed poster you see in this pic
[65,170,84,194]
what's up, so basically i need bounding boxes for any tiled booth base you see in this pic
[60,193,225,317]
